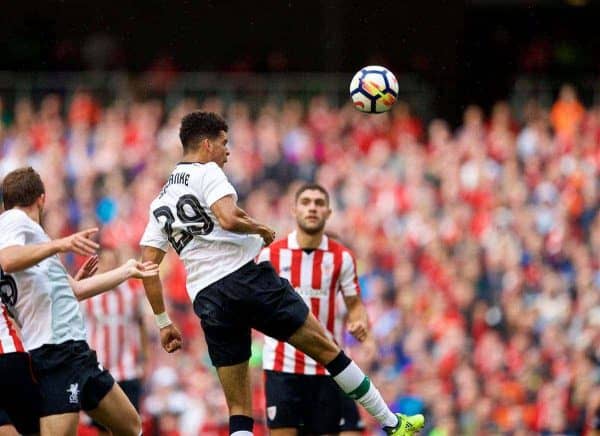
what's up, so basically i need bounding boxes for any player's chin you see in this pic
[300,222,325,234]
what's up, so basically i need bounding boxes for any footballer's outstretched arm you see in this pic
[210,194,276,245]
[0,228,99,273]
[69,259,159,301]
[140,245,182,353]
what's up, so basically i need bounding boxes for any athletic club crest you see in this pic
[267,406,277,421]
[67,383,80,404]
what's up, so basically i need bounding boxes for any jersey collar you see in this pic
[288,230,328,250]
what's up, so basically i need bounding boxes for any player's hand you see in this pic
[56,228,100,256]
[257,225,276,246]
[160,324,183,353]
[123,259,160,279]
[74,255,99,281]
[347,320,369,342]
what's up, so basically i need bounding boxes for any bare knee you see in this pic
[288,314,340,364]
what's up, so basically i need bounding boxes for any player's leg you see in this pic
[84,383,141,436]
[216,361,253,417]
[193,274,257,436]
[287,315,423,434]
[247,260,423,435]
[0,425,19,436]
[92,379,142,436]
[0,409,18,436]
[40,413,79,436]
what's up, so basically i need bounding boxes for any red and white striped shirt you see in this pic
[0,304,25,355]
[259,231,360,375]
[82,281,143,382]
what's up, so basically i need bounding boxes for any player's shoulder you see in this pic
[266,238,288,251]
[0,209,30,226]
[325,236,354,257]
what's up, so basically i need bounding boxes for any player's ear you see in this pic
[200,137,211,151]
[37,193,46,208]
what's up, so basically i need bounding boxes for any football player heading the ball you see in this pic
[140,111,425,436]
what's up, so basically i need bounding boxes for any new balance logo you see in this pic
[67,383,79,404]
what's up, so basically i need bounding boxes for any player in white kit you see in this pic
[139,112,424,436]
[0,167,158,436]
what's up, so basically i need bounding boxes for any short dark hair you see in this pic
[179,111,228,151]
[294,183,329,205]
[2,167,45,210]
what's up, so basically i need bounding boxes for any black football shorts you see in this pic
[264,370,345,434]
[0,351,41,434]
[194,261,310,367]
[29,340,115,416]
[340,393,366,432]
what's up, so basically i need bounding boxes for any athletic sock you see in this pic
[230,414,253,436]
[326,351,399,429]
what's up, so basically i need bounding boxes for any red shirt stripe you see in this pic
[83,282,143,381]
[262,233,360,375]
[0,305,24,353]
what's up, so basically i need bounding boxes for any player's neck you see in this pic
[14,206,40,224]
[181,150,210,164]
[295,229,324,250]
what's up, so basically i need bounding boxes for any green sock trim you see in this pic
[348,376,370,400]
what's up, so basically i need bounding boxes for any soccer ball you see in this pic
[349,66,398,113]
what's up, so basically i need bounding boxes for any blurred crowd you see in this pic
[1,83,600,435]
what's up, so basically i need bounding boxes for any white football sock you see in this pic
[332,361,398,428]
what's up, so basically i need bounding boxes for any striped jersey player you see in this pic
[0,303,24,355]
[259,184,373,435]
[258,231,359,375]
[83,279,144,382]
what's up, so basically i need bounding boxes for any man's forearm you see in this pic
[347,303,369,326]
[225,207,265,235]
[142,274,167,315]
[71,265,130,301]
[0,242,60,273]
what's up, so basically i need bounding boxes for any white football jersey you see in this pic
[0,209,87,351]
[140,162,263,300]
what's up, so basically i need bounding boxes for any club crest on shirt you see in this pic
[267,406,277,421]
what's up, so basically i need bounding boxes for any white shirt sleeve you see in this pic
[0,211,28,249]
[339,250,360,297]
[202,163,237,207]
[139,210,169,252]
